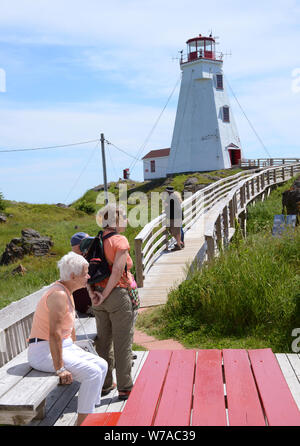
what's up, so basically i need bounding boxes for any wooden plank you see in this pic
[117,350,172,426]
[0,368,58,412]
[223,349,265,426]
[276,354,300,409]
[248,349,300,426]
[0,350,31,399]
[153,350,195,426]
[192,349,226,426]
[28,381,81,426]
[81,412,121,426]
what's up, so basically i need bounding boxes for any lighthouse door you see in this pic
[228,149,241,166]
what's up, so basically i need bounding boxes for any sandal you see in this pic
[101,382,116,396]
[118,390,131,401]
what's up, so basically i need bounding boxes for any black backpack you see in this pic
[84,230,117,285]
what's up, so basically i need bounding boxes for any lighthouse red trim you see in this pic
[181,34,220,64]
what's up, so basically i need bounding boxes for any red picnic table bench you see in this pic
[81,349,300,427]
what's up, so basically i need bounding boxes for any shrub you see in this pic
[75,200,96,215]
[0,192,5,211]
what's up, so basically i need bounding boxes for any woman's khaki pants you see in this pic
[92,287,134,392]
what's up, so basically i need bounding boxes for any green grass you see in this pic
[136,177,300,352]
[0,169,243,309]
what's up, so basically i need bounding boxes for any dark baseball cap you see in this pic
[70,232,91,247]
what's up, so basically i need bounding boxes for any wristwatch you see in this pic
[56,366,66,375]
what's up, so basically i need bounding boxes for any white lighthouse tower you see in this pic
[167,34,242,175]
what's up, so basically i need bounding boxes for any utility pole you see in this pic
[100,133,109,204]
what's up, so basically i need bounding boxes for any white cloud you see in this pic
[0,0,299,203]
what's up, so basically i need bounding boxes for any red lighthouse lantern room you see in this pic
[185,34,216,62]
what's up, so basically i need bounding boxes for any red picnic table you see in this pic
[81,349,300,427]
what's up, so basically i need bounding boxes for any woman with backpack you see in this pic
[88,203,136,401]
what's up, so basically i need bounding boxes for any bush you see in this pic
[75,200,96,215]
[0,192,5,211]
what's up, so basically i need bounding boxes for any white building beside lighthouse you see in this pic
[166,34,242,175]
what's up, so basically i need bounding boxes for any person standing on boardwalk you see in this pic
[163,186,184,250]
[70,232,94,315]
[88,203,135,401]
[27,252,108,426]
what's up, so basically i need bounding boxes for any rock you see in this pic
[202,174,221,181]
[282,178,300,222]
[0,229,53,266]
[56,203,68,208]
[11,264,27,275]
[183,177,208,194]
[184,177,199,187]
[0,213,7,223]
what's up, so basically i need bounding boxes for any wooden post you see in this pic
[246,181,250,202]
[229,198,235,227]
[215,215,222,249]
[100,133,109,204]
[134,238,144,288]
[240,186,245,209]
[251,178,255,196]
[222,206,229,243]
[206,235,215,262]
[282,166,285,181]
[239,211,247,238]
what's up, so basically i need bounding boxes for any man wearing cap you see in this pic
[163,186,184,250]
[70,232,94,314]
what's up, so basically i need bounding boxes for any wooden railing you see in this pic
[240,158,300,168]
[204,162,300,262]
[134,161,300,287]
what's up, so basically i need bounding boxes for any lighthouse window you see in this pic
[223,106,230,122]
[216,74,223,89]
[151,160,156,172]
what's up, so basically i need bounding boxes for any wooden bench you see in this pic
[82,349,300,427]
[0,285,96,425]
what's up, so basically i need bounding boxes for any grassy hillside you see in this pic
[136,178,300,352]
[0,168,243,309]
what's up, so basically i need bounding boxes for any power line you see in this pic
[63,140,100,204]
[129,75,181,173]
[105,139,169,173]
[224,75,272,158]
[0,138,99,153]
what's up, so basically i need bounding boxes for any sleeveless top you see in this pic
[29,281,75,341]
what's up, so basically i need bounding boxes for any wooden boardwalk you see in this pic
[138,219,206,307]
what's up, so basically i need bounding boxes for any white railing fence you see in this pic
[134,161,300,287]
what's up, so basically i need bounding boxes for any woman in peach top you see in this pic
[27,252,108,426]
[89,203,136,401]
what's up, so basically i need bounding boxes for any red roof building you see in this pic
[142,148,170,180]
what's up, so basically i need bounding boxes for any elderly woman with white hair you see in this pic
[89,203,136,401]
[27,252,108,426]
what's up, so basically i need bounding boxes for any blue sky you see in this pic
[0,0,299,204]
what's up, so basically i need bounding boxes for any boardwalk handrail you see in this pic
[134,161,300,287]
[204,162,300,261]
[240,158,300,168]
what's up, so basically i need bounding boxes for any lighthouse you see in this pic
[167,34,242,175]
